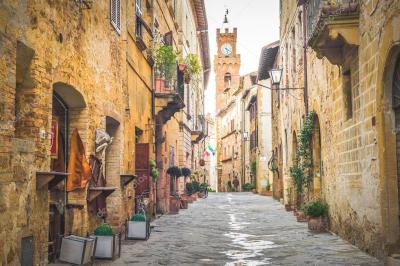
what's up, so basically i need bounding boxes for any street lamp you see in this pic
[268,68,283,86]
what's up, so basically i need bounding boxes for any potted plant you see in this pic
[149,160,159,183]
[242,183,253,192]
[90,223,121,260]
[183,53,201,84]
[302,199,329,231]
[154,44,177,91]
[127,213,150,240]
[59,235,96,265]
[167,166,182,214]
[177,53,186,72]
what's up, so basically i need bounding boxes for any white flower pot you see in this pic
[59,235,95,265]
[127,221,150,240]
[90,233,121,260]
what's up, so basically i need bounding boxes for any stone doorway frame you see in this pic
[378,42,400,250]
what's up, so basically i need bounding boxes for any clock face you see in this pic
[221,43,233,56]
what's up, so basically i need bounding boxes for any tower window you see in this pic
[224,73,231,88]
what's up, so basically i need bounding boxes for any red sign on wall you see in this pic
[50,119,58,159]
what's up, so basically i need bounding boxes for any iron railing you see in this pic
[154,64,185,101]
[306,0,359,43]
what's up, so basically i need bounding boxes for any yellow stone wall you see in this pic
[277,0,400,258]
[0,0,154,263]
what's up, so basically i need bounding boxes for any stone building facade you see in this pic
[0,0,209,263]
[0,1,137,264]
[272,0,400,259]
[154,0,209,214]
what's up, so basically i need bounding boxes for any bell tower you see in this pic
[214,23,241,113]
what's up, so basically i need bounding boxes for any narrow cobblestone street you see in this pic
[108,193,381,266]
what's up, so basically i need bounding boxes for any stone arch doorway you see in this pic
[379,45,400,248]
[49,82,86,261]
[312,114,322,199]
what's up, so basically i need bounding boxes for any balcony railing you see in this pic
[306,0,359,44]
[155,64,184,100]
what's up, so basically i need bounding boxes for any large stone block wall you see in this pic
[276,0,400,258]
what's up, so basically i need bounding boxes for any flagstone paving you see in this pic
[100,193,382,265]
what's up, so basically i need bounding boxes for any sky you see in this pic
[203,0,280,115]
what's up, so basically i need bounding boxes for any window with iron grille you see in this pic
[136,0,143,37]
[110,0,121,33]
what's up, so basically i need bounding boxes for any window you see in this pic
[135,0,143,37]
[224,73,231,88]
[110,0,121,33]
[343,69,353,119]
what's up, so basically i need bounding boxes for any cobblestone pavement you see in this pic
[106,193,382,266]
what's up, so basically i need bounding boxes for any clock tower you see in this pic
[214,27,241,113]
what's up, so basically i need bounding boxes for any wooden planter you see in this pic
[90,233,121,260]
[308,216,327,232]
[127,220,150,240]
[59,235,96,265]
[169,196,180,214]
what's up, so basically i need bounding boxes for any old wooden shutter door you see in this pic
[135,143,150,196]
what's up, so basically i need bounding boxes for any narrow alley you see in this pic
[109,193,381,266]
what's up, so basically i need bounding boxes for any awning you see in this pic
[257,41,280,81]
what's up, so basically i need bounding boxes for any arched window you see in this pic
[224,73,231,88]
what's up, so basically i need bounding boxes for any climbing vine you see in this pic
[290,111,316,195]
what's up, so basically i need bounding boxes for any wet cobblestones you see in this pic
[104,193,382,265]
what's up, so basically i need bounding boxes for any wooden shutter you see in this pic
[135,143,150,196]
[110,0,121,33]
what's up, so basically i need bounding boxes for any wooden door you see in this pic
[393,56,400,212]
[135,143,150,198]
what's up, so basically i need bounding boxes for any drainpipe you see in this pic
[303,5,309,114]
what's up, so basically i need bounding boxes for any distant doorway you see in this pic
[392,56,400,220]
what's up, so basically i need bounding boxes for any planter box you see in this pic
[127,220,150,240]
[308,216,327,232]
[169,196,180,214]
[59,235,95,265]
[90,233,121,260]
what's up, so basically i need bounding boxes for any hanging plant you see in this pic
[149,159,158,182]
[184,54,201,84]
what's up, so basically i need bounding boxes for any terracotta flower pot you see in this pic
[178,64,186,72]
[155,77,165,92]
[307,216,326,232]
[169,196,180,214]
[296,211,307,222]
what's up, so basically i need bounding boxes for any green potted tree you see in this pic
[183,54,201,84]
[127,213,150,240]
[90,223,121,260]
[167,166,182,214]
[302,199,329,232]
[180,167,191,208]
[154,44,177,91]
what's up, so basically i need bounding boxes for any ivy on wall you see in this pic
[290,111,316,195]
